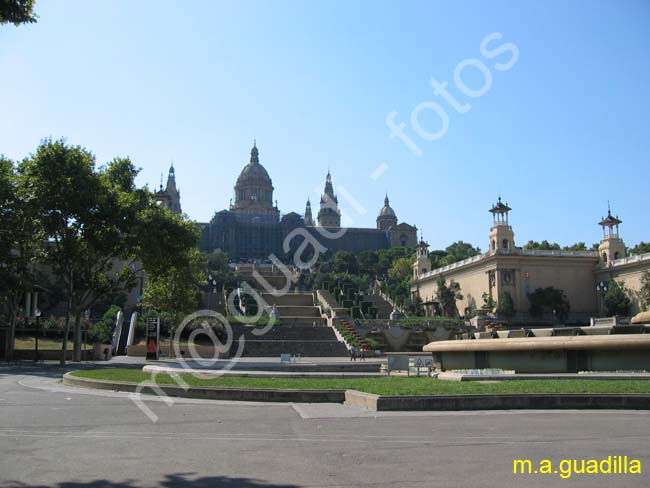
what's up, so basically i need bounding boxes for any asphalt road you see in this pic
[1,363,649,488]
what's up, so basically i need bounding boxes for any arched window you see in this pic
[492,239,496,250]
[602,252,608,263]
[614,251,620,260]
[502,238,509,249]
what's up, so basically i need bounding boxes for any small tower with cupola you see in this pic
[488,197,515,254]
[413,237,431,279]
[598,205,626,265]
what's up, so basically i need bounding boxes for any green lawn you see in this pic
[14,337,80,350]
[70,369,650,396]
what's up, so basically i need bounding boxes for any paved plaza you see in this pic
[1,361,649,487]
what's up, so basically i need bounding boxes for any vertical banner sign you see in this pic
[146,317,160,360]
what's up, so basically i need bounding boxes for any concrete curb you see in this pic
[62,373,345,403]
[142,364,381,378]
[437,372,650,382]
[344,390,650,411]
[63,373,650,411]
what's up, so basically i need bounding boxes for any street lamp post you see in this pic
[207,274,213,310]
[84,309,90,361]
[596,281,608,318]
[34,308,41,363]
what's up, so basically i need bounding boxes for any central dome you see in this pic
[379,195,396,217]
[233,142,275,212]
[236,161,271,183]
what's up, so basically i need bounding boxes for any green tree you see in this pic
[205,250,239,292]
[426,241,480,269]
[0,0,37,25]
[141,247,206,333]
[528,287,570,322]
[87,305,121,344]
[630,242,650,255]
[443,241,480,264]
[18,139,200,362]
[496,291,515,318]
[407,293,423,316]
[436,277,463,318]
[523,240,561,251]
[563,242,587,251]
[481,292,496,312]
[20,141,142,362]
[357,250,379,277]
[0,156,41,360]
[603,280,632,317]
[331,251,358,274]
[640,271,650,312]
[387,256,412,282]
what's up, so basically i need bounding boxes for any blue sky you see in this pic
[1,0,649,251]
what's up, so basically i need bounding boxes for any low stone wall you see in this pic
[63,373,345,403]
[423,334,650,373]
[344,390,650,411]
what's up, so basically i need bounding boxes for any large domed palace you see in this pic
[155,142,418,261]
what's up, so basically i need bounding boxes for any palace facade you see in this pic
[156,143,418,261]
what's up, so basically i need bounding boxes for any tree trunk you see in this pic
[73,311,82,362]
[61,313,71,365]
[6,304,18,362]
[60,274,73,365]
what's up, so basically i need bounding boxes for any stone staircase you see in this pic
[333,316,370,352]
[260,292,327,326]
[363,292,394,319]
[227,324,349,357]
[222,272,348,356]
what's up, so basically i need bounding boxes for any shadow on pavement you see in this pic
[4,473,299,488]
[0,358,144,380]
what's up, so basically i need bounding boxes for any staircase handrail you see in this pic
[372,280,409,317]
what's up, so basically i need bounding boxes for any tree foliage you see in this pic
[5,138,202,362]
[603,280,632,317]
[331,251,358,274]
[630,242,650,256]
[0,0,37,25]
[481,292,496,312]
[640,271,650,312]
[436,277,463,318]
[141,247,206,332]
[0,155,41,359]
[205,249,239,292]
[429,241,480,268]
[528,286,570,321]
[87,305,121,344]
[523,240,590,251]
[496,291,515,318]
